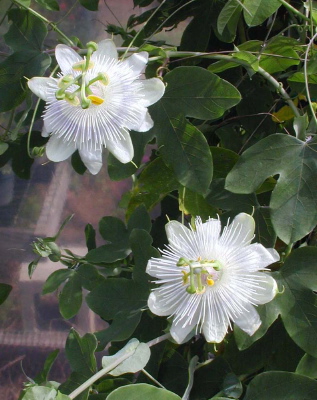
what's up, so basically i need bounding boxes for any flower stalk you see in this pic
[68,333,171,399]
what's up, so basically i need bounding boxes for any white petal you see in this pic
[122,52,149,76]
[221,213,255,247]
[106,129,134,163]
[196,218,221,254]
[249,273,278,305]
[79,147,103,175]
[148,290,178,317]
[129,110,154,132]
[139,78,165,107]
[247,243,280,269]
[233,303,261,336]
[42,123,50,137]
[93,39,118,60]
[165,221,194,245]
[203,315,228,343]
[55,44,82,74]
[136,111,154,132]
[28,77,56,101]
[46,135,76,162]
[170,311,199,344]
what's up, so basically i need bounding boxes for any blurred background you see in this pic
[0,0,186,397]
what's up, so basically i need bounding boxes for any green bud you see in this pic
[31,146,45,157]
[47,242,61,262]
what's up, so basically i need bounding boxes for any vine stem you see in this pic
[278,0,311,22]
[12,0,75,46]
[68,333,172,399]
[304,32,317,129]
[164,51,301,118]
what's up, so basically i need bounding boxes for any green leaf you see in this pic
[244,371,317,399]
[85,223,96,251]
[0,10,50,112]
[221,373,243,398]
[233,51,259,73]
[150,67,241,195]
[296,353,317,378]
[161,67,241,121]
[127,205,152,234]
[127,157,178,217]
[86,278,147,320]
[65,329,97,376]
[0,143,9,155]
[0,283,12,305]
[34,349,59,384]
[23,386,57,400]
[42,269,75,295]
[275,247,317,356]
[288,72,317,99]
[191,356,231,399]
[130,228,159,286]
[86,217,130,263]
[59,330,97,400]
[95,312,142,350]
[180,0,213,51]
[5,9,48,52]
[102,339,151,376]
[35,0,59,10]
[106,384,181,400]
[0,51,51,112]
[59,273,82,319]
[243,0,281,27]
[55,393,71,400]
[179,186,218,220]
[209,38,300,74]
[77,264,105,291]
[79,0,99,11]
[217,0,242,41]
[152,112,213,195]
[225,134,317,244]
[58,373,89,400]
[71,151,87,175]
[210,147,238,179]
[225,319,304,375]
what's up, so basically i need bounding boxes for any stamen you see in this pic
[72,60,94,71]
[65,94,80,106]
[207,277,215,286]
[87,95,105,105]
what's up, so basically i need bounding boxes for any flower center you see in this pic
[177,257,222,295]
[55,42,109,109]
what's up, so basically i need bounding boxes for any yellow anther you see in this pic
[87,94,104,105]
[181,270,189,284]
[72,60,94,71]
[206,277,215,286]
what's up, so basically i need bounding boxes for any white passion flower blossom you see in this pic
[27,40,165,174]
[146,213,280,344]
